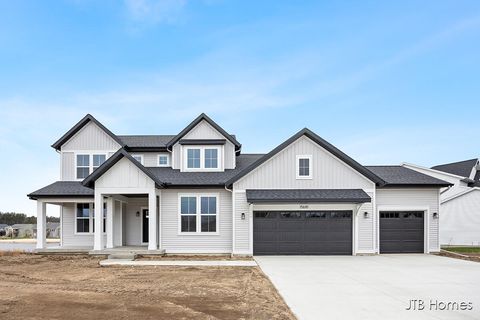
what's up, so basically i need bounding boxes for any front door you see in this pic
[142,209,149,244]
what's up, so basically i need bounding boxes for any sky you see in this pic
[0,0,479,216]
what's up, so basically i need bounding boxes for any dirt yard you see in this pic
[0,253,295,320]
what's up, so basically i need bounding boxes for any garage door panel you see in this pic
[254,210,352,255]
[380,211,424,254]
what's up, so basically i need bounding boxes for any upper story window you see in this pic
[76,154,107,179]
[185,147,221,171]
[296,155,312,179]
[158,154,169,167]
[179,194,218,234]
[132,154,143,165]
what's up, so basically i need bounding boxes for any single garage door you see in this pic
[380,211,424,253]
[253,210,352,255]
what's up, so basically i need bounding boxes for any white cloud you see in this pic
[124,0,187,25]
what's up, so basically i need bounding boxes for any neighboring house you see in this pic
[0,224,8,236]
[404,159,480,246]
[46,222,60,238]
[6,224,37,238]
[28,114,450,255]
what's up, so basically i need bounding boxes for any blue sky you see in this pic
[1,0,479,216]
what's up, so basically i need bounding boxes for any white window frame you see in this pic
[178,193,220,235]
[183,146,222,172]
[74,152,108,181]
[296,155,312,179]
[74,202,107,235]
[158,154,170,167]
[131,154,144,165]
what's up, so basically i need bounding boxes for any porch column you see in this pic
[148,190,157,250]
[94,191,104,251]
[106,197,114,249]
[36,201,46,249]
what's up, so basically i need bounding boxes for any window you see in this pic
[93,154,106,170]
[204,149,218,168]
[296,155,312,179]
[132,154,143,164]
[76,154,90,179]
[187,149,201,168]
[200,196,216,232]
[158,154,169,167]
[180,197,197,232]
[76,203,90,233]
[179,195,218,234]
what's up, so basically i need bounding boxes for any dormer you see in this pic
[167,114,241,172]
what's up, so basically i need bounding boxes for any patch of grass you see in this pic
[442,246,480,254]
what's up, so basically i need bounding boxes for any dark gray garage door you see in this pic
[253,211,352,255]
[380,211,424,253]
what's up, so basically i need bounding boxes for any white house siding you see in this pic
[233,191,249,254]
[183,120,225,140]
[172,143,181,169]
[96,158,155,191]
[138,152,170,167]
[441,189,480,246]
[357,191,375,253]
[61,121,121,151]
[125,197,148,246]
[62,152,75,180]
[160,189,233,253]
[61,202,105,247]
[234,136,374,190]
[376,188,440,252]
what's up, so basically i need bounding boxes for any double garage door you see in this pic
[253,210,353,255]
[253,210,425,255]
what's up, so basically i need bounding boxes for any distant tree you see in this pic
[0,212,59,225]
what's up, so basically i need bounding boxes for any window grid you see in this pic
[187,149,201,169]
[179,195,218,234]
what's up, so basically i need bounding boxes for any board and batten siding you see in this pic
[96,158,155,190]
[62,152,75,180]
[160,189,233,253]
[234,136,375,190]
[61,121,121,151]
[441,189,480,246]
[375,188,440,252]
[61,202,105,247]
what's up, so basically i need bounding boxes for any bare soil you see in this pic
[0,253,295,320]
[437,250,480,263]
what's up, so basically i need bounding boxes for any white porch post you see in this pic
[94,191,104,251]
[148,190,157,250]
[36,201,46,249]
[106,197,114,249]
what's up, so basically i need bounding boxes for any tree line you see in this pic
[0,212,60,225]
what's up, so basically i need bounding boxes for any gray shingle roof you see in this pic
[431,159,478,177]
[28,181,94,199]
[147,154,264,186]
[118,135,176,148]
[365,166,452,187]
[246,189,371,203]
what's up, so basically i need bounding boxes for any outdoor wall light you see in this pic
[241,212,246,220]
[364,212,369,218]
[136,211,140,217]
[433,212,438,219]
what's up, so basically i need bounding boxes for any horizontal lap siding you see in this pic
[161,189,232,253]
[234,192,250,253]
[125,198,147,246]
[441,190,480,245]
[62,203,104,248]
[357,192,374,252]
[376,189,440,252]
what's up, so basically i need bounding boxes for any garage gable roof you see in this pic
[166,113,241,151]
[51,114,125,151]
[227,128,384,187]
[82,148,164,188]
[246,189,371,204]
[431,158,478,178]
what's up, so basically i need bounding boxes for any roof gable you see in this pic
[431,159,478,178]
[166,113,241,151]
[52,114,125,151]
[226,128,384,187]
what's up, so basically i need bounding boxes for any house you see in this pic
[27,113,450,255]
[0,224,8,236]
[46,222,60,238]
[6,224,36,238]
[403,159,480,246]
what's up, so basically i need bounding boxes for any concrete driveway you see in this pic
[255,255,480,320]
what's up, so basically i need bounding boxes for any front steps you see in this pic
[108,253,136,261]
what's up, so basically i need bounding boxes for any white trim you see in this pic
[157,153,170,167]
[73,201,107,236]
[140,206,149,245]
[74,152,109,181]
[131,154,144,165]
[377,205,430,254]
[248,203,253,255]
[296,154,313,179]
[251,203,357,211]
[183,146,223,172]
[232,188,236,253]
[177,193,220,235]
